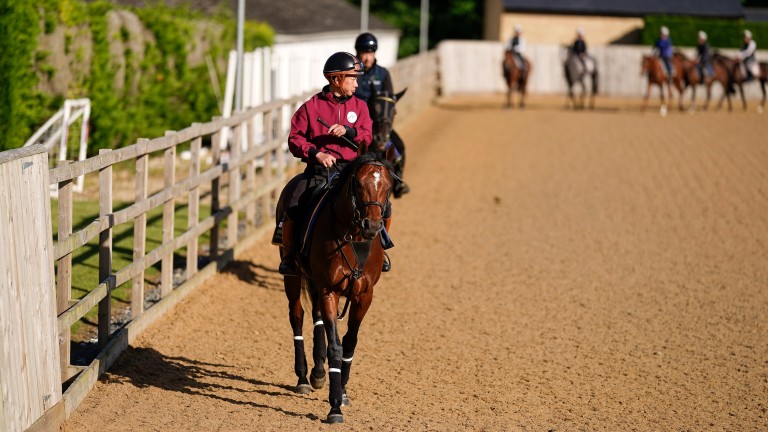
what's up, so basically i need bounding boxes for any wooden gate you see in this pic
[0,146,62,432]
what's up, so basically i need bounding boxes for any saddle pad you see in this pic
[299,188,333,255]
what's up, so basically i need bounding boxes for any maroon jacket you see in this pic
[288,86,372,163]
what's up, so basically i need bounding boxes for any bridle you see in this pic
[370,95,396,150]
[346,161,392,236]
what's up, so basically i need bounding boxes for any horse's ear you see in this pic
[384,142,396,163]
[358,140,369,156]
[395,88,407,102]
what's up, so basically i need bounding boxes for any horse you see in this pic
[674,52,731,112]
[275,144,397,424]
[563,47,598,110]
[367,87,409,198]
[713,52,767,113]
[502,49,531,108]
[641,54,685,115]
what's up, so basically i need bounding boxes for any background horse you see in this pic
[563,47,598,110]
[368,87,407,193]
[713,53,767,112]
[675,52,731,111]
[503,49,531,108]
[275,145,396,424]
[641,54,685,115]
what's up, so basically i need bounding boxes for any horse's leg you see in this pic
[760,79,766,113]
[309,287,327,389]
[642,82,651,112]
[285,276,311,393]
[339,294,373,408]
[321,293,345,423]
[519,80,526,109]
[659,83,668,116]
[690,85,697,112]
[739,84,747,111]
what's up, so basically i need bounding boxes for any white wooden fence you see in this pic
[0,50,438,432]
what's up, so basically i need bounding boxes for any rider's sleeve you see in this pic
[288,102,316,160]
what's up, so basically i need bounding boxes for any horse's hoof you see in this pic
[660,105,668,117]
[296,383,312,394]
[327,408,344,424]
[310,371,326,390]
[342,393,351,407]
[758,105,764,114]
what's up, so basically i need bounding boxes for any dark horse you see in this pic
[367,87,407,176]
[674,52,731,112]
[275,143,397,423]
[713,52,767,113]
[641,54,685,115]
[563,47,598,110]
[503,49,531,108]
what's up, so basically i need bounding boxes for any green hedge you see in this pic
[0,0,274,153]
[642,15,768,49]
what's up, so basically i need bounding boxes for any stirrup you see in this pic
[278,256,298,276]
[382,252,391,272]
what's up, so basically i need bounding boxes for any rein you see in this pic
[330,160,393,320]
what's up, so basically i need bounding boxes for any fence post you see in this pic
[132,140,149,319]
[227,122,242,248]
[98,149,113,347]
[188,136,201,278]
[246,116,257,229]
[0,145,62,431]
[210,125,222,261]
[57,160,73,381]
[162,139,176,297]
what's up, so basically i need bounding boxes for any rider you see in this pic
[275,52,372,276]
[738,29,758,81]
[353,32,410,198]
[695,31,714,80]
[508,24,527,74]
[571,27,590,72]
[654,26,674,82]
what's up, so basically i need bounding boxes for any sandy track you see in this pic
[63,95,768,431]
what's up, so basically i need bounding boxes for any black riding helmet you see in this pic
[355,32,378,53]
[323,52,363,78]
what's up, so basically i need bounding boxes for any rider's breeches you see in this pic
[390,130,406,172]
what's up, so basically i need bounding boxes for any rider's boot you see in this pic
[278,219,299,276]
[381,218,393,272]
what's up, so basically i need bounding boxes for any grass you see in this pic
[52,198,212,338]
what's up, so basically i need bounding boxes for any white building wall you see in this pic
[438,40,767,100]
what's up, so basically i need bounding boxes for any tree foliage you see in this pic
[347,0,484,58]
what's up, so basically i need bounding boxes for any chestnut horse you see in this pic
[641,54,685,115]
[275,145,396,424]
[713,53,767,113]
[674,52,731,111]
[503,49,531,108]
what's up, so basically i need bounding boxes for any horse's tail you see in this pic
[564,59,573,88]
[591,60,599,95]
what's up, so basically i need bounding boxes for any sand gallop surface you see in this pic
[63,96,768,431]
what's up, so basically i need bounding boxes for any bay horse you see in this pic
[563,47,598,110]
[503,49,531,108]
[641,54,685,115]
[674,52,731,111]
[713,52,767,113]
[275,145,397,424]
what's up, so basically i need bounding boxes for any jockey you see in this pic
[354,32,410,198]
[695,31,714,79]
[738,29,758,81]
[571,27,590,72]
[654,26,674,82]
[507,24,527,73]
[275,52,372,276]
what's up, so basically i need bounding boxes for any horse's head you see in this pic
[343,153,394,240]
[368,86,406,153]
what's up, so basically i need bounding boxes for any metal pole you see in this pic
[235,0,245,112]
[420,0,429,53]
[361,0,369,33]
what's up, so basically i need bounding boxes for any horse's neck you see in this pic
[331,179,354,233]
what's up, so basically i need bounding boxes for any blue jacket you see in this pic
[655,38,673,59]
[355,62,393,102]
